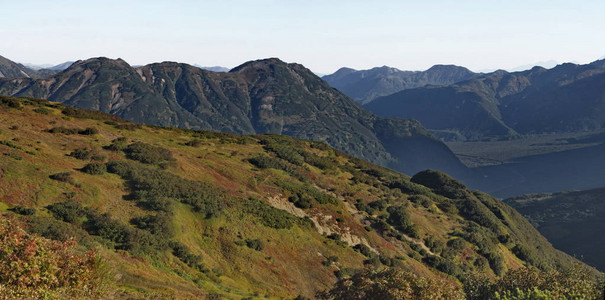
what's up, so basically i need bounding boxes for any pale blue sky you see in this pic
[1,0,603,73]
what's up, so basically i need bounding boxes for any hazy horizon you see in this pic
[2,0,604,73]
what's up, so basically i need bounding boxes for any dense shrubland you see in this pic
[0,215,109,299]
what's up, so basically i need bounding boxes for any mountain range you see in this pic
[0,96,595,298]
[365,59,605,141]
[322,65,478,104]
[0,56,467,178]
[0,55,72,79]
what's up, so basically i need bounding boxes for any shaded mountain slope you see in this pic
[469,142,605,198]
[506,187,605,271]
[0,55,39,78]
[0,96,593,298]
[0,56,468,177]
[322,65,477,104]
[366,60,605,141]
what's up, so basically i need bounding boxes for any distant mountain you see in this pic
[506,187,605,271]
[508,60,559,72]
[0,55,39,78]
[0,56,467,177]
[48,61,74,71]
[322,65,478,104]
[366,59,605,141]
[193,64,230,72]
[21,62,54,70]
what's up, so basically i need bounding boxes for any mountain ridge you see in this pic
[322,64,478,104]
[366,59,605,141]
[0,55,468,178]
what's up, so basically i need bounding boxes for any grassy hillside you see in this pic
[0,96,598,298]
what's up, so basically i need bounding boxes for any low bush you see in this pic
[130,213,173,239]
[317,268,465,299]
[9,205,36,215]
[0,96,22,109]
[0,140,21,149]
[278,181,337,208]
[245,239,264,251]
[463,265,603,300]
[106,160,222,218]
[33,107,54,114]
[81,162,106,175]
[387,205,419,238]
[105,137,128,151]
[48,126,80,135]
[78,127,99,135]
[123,142,175,165]
[49,172,75,184]
[244,197,298,229]
[69,148,94,160]
[169,241,207,272]
[61,106,121,122]
[0,215,109,298]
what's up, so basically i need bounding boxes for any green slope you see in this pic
[0,96,595,298]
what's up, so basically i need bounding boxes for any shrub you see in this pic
[317,268,465,300]
[61,106,121,122]
[106,160,222,218]
[48,126,80,135]
[244,197,298,229]
[69,148,93,160]
[463,266,603,300]
[260,136,305,166]
[323,256,339,266]
[0,96,22,108]
[130,213,173,239]
[423,255,462,277]
[185,139,204,147]
[144,197,174,213]
[105,137,128,151]
[9,205,36,216]
[47,200,163,253]
[447,238,467,252]
[169,241,206,272]
[0,140,21,149]
[46,200,87,224]
[114,123,142,130]
[78,127,99,135]
[26,216,89,243]
[387,205,419,238]
[49,172,75,184]
[278,181,337,207]
[80,162,106,175]
[33,107,53,114]
[123,142,175,165]
[352,244,374,258]
[0,215,109,298]
[411,170,468,199]
[245,239,264,251]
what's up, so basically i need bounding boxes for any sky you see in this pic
[1,0,604,74]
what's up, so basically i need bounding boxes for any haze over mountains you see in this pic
[0,55,466,178]
[322,65,478,104]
